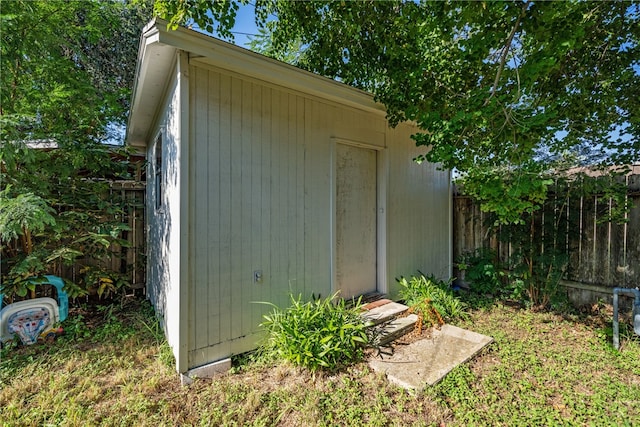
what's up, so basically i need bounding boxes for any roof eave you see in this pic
[126,18,386,148]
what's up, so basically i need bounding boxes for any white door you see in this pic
[335,144,377,299]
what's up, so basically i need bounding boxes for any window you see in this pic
[155,134,162,210]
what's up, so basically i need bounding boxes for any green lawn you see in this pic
[1,297,638,426]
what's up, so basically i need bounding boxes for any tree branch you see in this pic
[485,1,528,106]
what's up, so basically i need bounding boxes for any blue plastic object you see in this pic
[0,275,69,322]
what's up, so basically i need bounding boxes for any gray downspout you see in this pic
[612,287,640,350]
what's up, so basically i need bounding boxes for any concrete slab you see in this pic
[368,324,493,390]
[361,302,408,325]
[372,314,419,346]
[181,358,231,385]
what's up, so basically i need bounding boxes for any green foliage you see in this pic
[397,273,467,327]
[1,0,152,143]
[0,182,136,300]
[0,190,57,297]
[80,266,130,299]
[0,190,56,243]
[502,220,569,309]
[259,293,369,372]
[156,0,640,222]
[458,249,504,296]
[458,164,555,225]
[247,25,305,64]
[0,1,150,301]
[154,0,242,38]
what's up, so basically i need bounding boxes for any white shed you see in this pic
[126,19,452,378]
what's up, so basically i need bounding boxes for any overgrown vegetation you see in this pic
[2,297,638,426]
[456,249,504,296]
[457,172,633,308]
[397,274,468,329]
[0,0,152,301]
[258,293,369,372]
[0,185,137,301]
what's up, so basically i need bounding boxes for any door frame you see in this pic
[330,137,388,297]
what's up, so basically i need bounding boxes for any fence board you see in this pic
[57,181,146,294]
[453,173,640,292]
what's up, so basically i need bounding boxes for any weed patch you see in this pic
[1,297,638,426]
[398,273,468,329]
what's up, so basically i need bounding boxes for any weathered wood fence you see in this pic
[105,180,146,290]
[453,172,640,305]
[62,181,146,293]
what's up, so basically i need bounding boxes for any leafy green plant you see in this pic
[0,190,56,252]
[497,183,572,308]
[0,185,133,301]
[457,249,504,296]
[0,190,58,299]
[1,0,149,302]
[258,293,369,372]
[397,273,467,328]
[79,265,129,299]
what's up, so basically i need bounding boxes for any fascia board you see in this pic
[127,19,389,148]
[126,20,177,148]
[153,20,385,116]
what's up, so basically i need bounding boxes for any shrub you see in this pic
[397,274,468,328]
[457,249,503,295]
[259,293,369,372]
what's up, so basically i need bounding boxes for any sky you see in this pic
[230,4,259,48]
[189,3,260,48]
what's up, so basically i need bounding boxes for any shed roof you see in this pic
[126,18,385,148]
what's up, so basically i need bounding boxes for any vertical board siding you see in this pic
[191,66,206,352]
[188,65,315,366]
[259,85,272,314]
[386,123,452,298]
[186,62,451,368]
[218,72,232,352]
[207,70,221,347]
[249,82,263,332]
[229,76,243,342]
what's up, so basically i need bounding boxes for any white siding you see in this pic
[145,59,186,370]
[386,123,452,298]
[184,60,450,369]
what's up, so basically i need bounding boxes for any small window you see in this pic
[155,134,162,210]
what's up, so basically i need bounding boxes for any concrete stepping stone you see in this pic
[370,314,419,346]
[368,324,494,390]
[361,301,409,326]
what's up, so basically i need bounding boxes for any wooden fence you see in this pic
[105,180,146,290]
[61,181,146,293]
[453,172,640,304]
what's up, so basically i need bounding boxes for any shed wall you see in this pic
[386,124,452,297]
[185,61,451,369]
[146,62,184,364]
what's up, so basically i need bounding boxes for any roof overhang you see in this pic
[126,18,386,148]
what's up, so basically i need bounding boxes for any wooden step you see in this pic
[369,314,419,346]
[361,301,409,326]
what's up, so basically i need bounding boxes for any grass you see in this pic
[1,296,639,426]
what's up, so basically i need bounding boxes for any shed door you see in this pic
[336,144,377,299]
